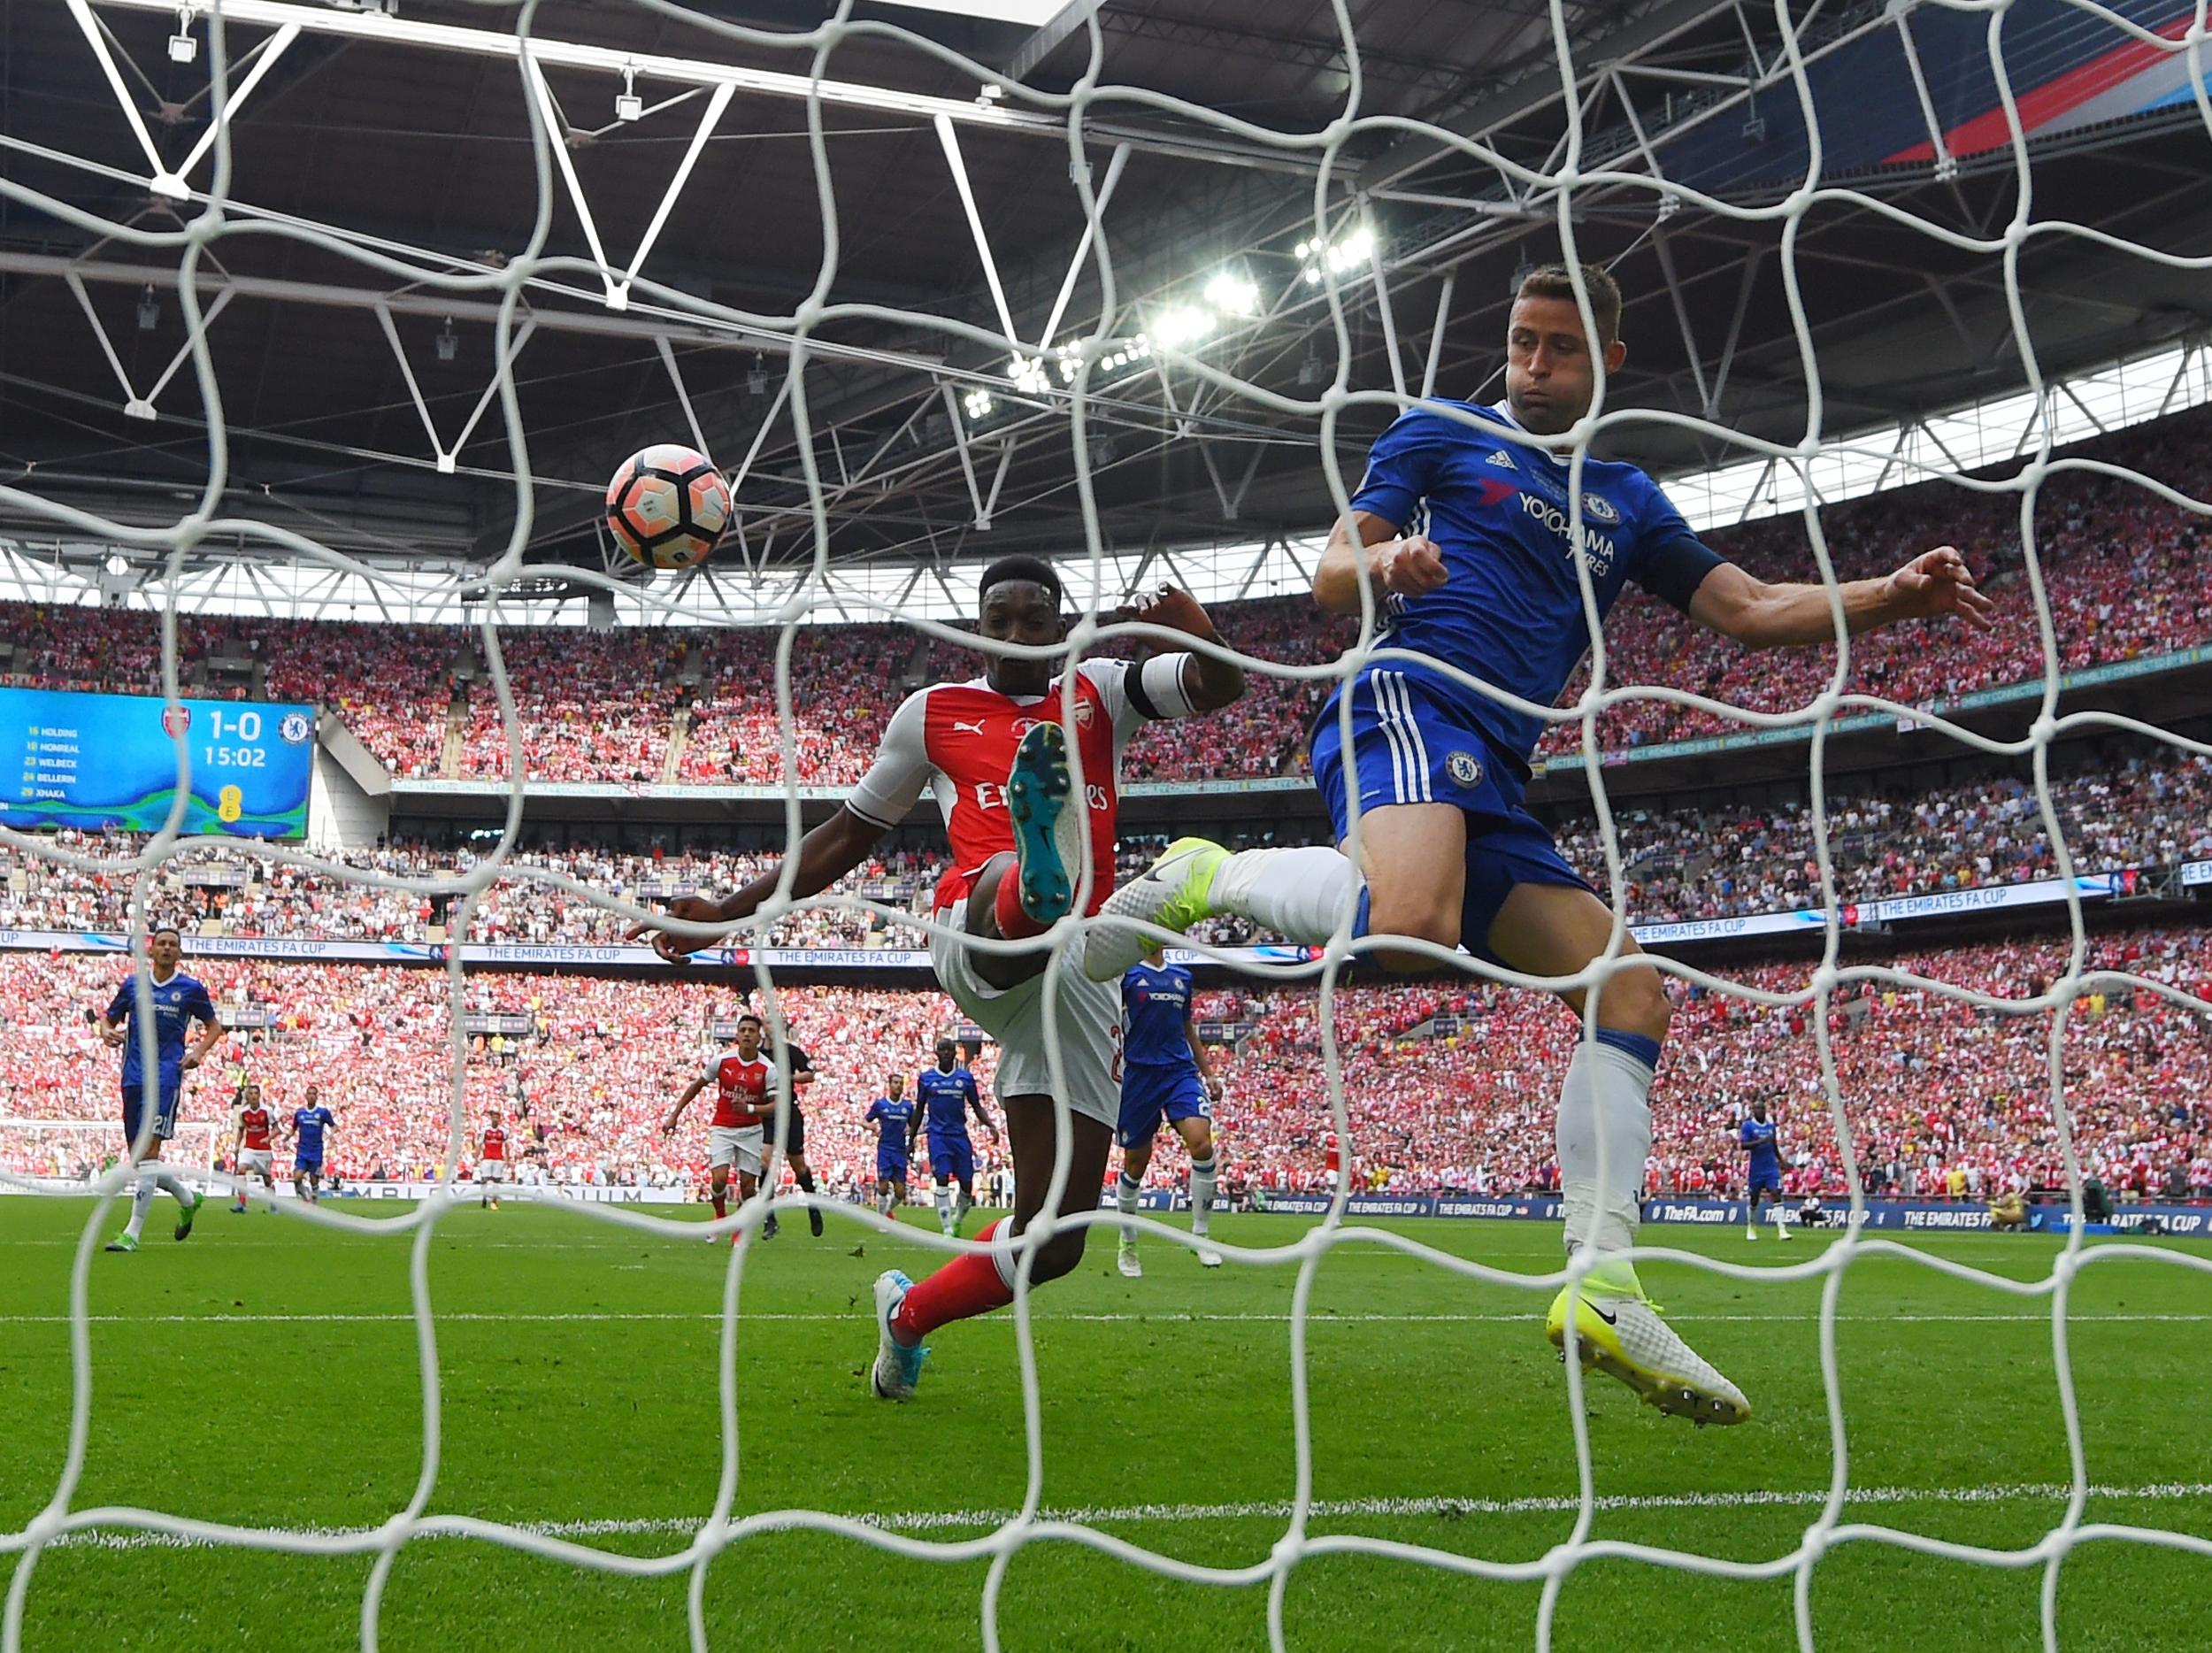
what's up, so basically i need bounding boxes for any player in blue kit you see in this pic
[98,925,221,1252]
[864,1073,918,1217]
[288,1084,338,1204]
[1740,1099,1789,1242]
[1091,263,1995,1426]
[915,1037,996,1236]
[1112,948,1224,1276]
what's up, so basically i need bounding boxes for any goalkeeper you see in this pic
[1094,262,1994,1426]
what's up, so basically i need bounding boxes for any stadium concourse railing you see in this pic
[2,860,2205,975]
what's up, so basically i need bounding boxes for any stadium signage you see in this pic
[1066,1196,2204,1229]
[1,856,2193,974]
[0,687,314,839]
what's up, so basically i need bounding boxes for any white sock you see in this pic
[1211,847,1361,944]
[1116,1172,1141,1240]
[935,1185,954,1233]
[1188,1157,1217,1237]
[126,1177,155,1240]
[154,1169,190,1206]
[1774,1207,1788,1234]
[1556,1041,1655,1263]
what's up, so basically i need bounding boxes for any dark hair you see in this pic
[737,1011,763,1027]
[1515,262,1623,346]
[151,924,181,941]
[978,554,1063,609]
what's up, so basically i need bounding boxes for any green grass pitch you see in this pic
[2,1196,2207,1652]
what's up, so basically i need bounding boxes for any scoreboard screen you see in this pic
[2,688,315,840]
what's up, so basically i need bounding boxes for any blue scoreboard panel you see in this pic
[2,688,315,839]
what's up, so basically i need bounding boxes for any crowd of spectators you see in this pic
[4,747,2205,950]
[1558,749,2212,922]
[4,403,2206,789]
[4,928,2205,1211]
[0,832,936,951]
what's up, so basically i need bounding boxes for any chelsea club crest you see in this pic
[1446,750,1484,787]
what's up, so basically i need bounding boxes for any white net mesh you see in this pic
[4,1,2212,1649]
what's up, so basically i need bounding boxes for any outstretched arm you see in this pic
[629,807,887,965]
[1687,547,1993,650]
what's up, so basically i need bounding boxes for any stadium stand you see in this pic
[4,748,2203,946]
[7,930,2207,1209]
[2,404,2206,788]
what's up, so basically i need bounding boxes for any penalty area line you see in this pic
[27,1481,2212,1551]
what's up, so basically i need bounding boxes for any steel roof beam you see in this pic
[90,0,1335,175]
[0,250,949,376]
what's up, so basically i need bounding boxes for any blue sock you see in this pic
[1593,1026,1663,1070]
[1352,886,1371,938]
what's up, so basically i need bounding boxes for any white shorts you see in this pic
[930,902,1119,1130]
[478,1159,507,1184]
[708,1124,764,1176]
[238,1149,273,1175]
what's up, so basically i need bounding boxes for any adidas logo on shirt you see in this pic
[1486,449,1516,467]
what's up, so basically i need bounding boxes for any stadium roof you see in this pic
[2,0,2208,618]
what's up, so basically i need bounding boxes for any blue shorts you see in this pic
[1117,1066,1211,1150]
[1311,667,1593,966]
[1747,1169,1782,1200]
[876,1148,910,1182]
[120,1073,181,1146]
[928,1134,974,1184]
[296,1153,325,1174]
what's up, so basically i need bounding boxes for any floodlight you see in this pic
[168,29,198,63]
[746,354,769,396]
[1152,305,1214,349]
[137,286,159,331]
[1203,271,1259,317]
[434,319,458,362]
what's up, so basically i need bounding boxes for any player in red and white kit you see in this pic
[631,557,1244,1396]
[478,1112,510,1211]
[662,1011,779,1244]
[228,1080,276,1214]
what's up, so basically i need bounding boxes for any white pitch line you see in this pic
[1,1311,2208,1326]
[23,1481,2212,1552]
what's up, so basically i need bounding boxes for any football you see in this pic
[604,443,731,569]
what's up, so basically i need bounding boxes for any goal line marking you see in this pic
[27,1480,2212,1552]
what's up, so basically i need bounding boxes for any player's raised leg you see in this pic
[1491,881,1747,1425]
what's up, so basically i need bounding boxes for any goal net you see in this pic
[3,0,2210,1648]
[0,1121,222,1191]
